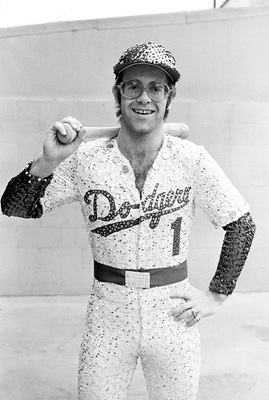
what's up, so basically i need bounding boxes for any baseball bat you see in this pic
[57,123,189,143]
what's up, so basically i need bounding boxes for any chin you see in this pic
[132,124,156,135]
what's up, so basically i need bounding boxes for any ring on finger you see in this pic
[192,310,201,322]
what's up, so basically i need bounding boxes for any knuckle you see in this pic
[62,122,71,130]
[61,116,73,123]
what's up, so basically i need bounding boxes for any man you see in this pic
[1,41,256,400]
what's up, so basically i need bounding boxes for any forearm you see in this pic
[1,161,53,218]
[209,212,256,296]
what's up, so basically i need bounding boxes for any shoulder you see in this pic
[168,136,205,161]
[76,137,113,156]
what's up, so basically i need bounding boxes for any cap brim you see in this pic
[114,62,179,83]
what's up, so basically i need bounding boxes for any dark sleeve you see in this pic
[209,212,256,295]
[1,161,53,219]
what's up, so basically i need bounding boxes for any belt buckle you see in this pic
[125,270,150,289]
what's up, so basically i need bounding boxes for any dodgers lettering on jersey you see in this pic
[84,183,191,237]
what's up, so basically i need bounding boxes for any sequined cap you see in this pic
[113,41,181,83]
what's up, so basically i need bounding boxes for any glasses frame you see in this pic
[117,79,172,102]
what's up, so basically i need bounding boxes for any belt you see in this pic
[94,260,188,289]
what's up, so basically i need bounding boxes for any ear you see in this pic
[112,83,120,106]
[166,87,176,110]
[170,86,177,102]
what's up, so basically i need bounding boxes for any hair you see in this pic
[113,73,177,121]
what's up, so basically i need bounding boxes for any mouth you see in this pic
[133,109,154,115]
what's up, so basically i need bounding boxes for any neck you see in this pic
[117,121,164,159]
[116,121,165,196]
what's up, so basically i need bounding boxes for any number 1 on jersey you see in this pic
[171,217,182,256]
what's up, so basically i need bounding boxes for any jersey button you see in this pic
[122,165,129,173]
[112,156,121,163]
[162,152,170,160]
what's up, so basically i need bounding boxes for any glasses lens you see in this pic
[148,83,169,101]
[121,81,141,99]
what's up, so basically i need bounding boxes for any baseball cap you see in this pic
[113,41,181,84]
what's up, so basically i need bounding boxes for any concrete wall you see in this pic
[0,7,268,295]
[224,0,269,7]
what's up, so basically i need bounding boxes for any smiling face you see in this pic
[114,64,172,136]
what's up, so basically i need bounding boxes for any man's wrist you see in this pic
[30,154,59,178]
[207,289,229,305]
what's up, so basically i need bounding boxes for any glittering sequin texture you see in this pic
[113,41,181,83]
[41,135,250,274]
[78,278,200,400]
[209,212,256,295]
[1,161,53,218]
[1,135,255,399]
[1,135,253,291]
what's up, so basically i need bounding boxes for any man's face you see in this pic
[118,64,171,135]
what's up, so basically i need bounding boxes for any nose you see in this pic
[136,88,152,104]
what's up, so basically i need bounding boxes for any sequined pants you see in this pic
[78,278,201,400]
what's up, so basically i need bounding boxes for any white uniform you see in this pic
[42,134,249,400]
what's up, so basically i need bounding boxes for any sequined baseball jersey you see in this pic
[42,133,249,271]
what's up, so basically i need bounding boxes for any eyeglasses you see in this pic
[117,80,172,102]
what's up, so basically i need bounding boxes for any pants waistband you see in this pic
[94,260,188,289]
